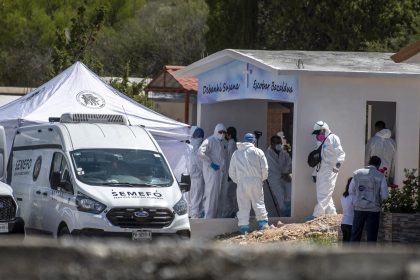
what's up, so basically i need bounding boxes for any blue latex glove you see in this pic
[210,162,220,171]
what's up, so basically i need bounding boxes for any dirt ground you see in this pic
[217,214,342,245]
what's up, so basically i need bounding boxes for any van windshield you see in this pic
[71,149,174,187]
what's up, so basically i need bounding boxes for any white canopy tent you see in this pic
[0,62,191,179]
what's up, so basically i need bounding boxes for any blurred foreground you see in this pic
[0,233,419,280]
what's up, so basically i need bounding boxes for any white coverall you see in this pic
[365,128,396,183]
[313,129,345,217]
[229,142,269,226]
[219,138,238,217]
[199,124,227,218]
[188,137,205,218]
[266,146,292,216]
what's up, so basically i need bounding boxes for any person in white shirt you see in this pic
[229,133,269,235]
[199,123,228,218]
[365,121,396,184]
[341,177,354,242]
[188,127,205,218]
[266,135,292,216]
[219,126,238,218]
[311,121,346,218]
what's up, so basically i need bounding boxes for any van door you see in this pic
[10,150,40,231]
[28,152,53,234]
[43,152,75,234]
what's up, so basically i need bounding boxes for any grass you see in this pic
[304,233,338,246]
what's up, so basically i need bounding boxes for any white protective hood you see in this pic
[0,62,190,178]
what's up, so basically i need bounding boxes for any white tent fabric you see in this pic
[0,62,190,178]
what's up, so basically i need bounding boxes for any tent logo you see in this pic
[76,91,105,109]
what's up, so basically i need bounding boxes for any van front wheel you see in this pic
[58,224,70,238]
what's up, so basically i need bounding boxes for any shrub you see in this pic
[382,169,420,213]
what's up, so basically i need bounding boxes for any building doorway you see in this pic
[366,101,396,183]
[265,102,294,217]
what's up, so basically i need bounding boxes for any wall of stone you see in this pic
[379,212,420,243]
[1,239,420,279]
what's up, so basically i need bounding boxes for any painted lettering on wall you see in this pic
[252,80,270,90]
[253,79,294,93]
[197,60,298,104]
[202,82,240,95]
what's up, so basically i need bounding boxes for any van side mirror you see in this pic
[51,172,61,189]
[61,181,73,194]
[178,173,191,193]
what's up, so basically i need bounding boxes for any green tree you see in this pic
[205,0,258,53]
[0,0,145,86]
[51,3,106,76]
[109,62,153,109]
[258,0,418,51]
[205,0,419,53]
[93,0,208,77]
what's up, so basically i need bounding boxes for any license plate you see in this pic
[132,230,152,241]
[0,223,8,233]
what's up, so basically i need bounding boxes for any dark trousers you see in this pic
[341,224,352,242]
[350,210,380,242]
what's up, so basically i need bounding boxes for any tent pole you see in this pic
[185,91,190,124]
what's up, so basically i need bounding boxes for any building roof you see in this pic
[102,77,151,85]
[175,49,420,78]
[145,65,198,94]
[391,40,420,63]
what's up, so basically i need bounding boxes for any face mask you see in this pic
[275,144,283,151]
[316,133,326,142]
[191,138,202,146]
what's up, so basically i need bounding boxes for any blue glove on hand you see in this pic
[210,162,220,171]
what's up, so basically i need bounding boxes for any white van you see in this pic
[0,127,21,235]
[7,113,191,240]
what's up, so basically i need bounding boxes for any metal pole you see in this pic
[265,180,281,217]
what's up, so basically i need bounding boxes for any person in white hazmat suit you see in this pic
[266,135,292,217]
[311,121,345,218]
[229,133,269,235]
[365,121,396,184]
[219,126,238,218]
[199,123,227,218]
[188,127,205,218]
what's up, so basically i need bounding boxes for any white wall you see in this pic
[196,73,420,221]
[406,53,420,63]
[154,101,197,125]
[0,95,20,107]
[198,100,268,147]
[293,75,420,220]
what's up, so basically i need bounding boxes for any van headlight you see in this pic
[173,197,188,216]
[76,192,106,214]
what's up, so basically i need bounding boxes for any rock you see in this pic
[255,231,264,237]
[218,214,342,244]
[319,225,329,232]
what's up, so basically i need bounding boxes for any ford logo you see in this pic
[134,211,149,218]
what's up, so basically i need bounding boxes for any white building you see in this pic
[0,87,32,106]
[176,44,420,220]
